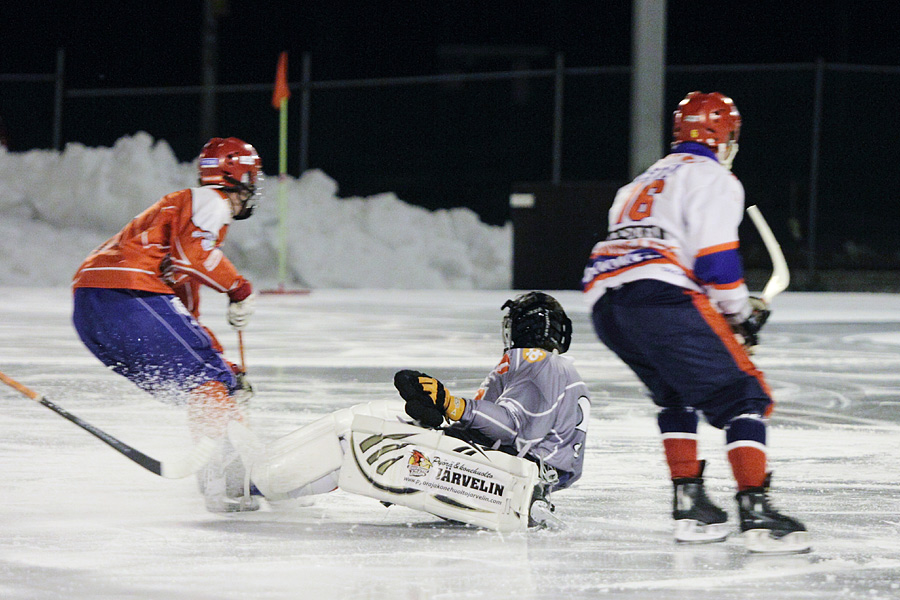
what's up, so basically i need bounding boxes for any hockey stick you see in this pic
[237,330,247,371]
[0,370,217,479]
[746,205,790,303]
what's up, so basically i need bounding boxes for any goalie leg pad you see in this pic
[330,400,407,438]
[228,400,406,501]
[338,414,539,532]
[229,416,343,501]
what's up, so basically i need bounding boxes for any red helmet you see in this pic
[198,137,261,187]
[198,137,262,219]
[672,91,741,168]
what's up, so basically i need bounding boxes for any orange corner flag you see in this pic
[271,51,290,109]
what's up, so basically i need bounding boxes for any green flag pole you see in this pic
[277,97,289,289]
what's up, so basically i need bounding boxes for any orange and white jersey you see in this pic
[583,145,751,320]
[73,187,247,298]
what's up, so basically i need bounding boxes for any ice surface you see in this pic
[2,288,900,599]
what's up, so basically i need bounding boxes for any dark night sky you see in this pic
[5,2,899,89]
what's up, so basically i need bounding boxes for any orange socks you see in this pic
[727,445,767,490]
[187,380,241,441]
[725,414,768,490]
[663,436,700,479]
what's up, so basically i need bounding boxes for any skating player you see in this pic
[583,92,809,553]
[72,137,261,513]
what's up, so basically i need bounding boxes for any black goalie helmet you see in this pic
[501,291,572,354]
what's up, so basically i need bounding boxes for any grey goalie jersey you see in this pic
[447,347,590,489]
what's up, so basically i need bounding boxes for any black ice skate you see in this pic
[672,461,729,543]
[736,474,810,554]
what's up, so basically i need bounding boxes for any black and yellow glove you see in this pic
[394,370,466,428]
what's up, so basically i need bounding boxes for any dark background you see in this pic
[2,2,900,282]
[8,2,898,87]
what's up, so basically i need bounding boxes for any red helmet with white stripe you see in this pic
[198,137,262,219]
[672,91,741,169]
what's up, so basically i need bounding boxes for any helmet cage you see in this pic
[501,292,572,354]
[229,172,263,220]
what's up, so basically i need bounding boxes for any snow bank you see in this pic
[0,133,511,289]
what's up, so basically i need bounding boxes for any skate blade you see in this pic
[529,501,565,531]
[674,519,730,544]
[206,497,261,513]
[743,529,811,554]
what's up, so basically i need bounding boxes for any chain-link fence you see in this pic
[2,54,899,288]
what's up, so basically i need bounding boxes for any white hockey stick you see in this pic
[746,205,790,304]
[0,370,217,479]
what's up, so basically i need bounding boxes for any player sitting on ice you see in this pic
[228,292,590,531]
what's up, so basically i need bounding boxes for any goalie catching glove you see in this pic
[393,370,466,428]
[730,296,770,350]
